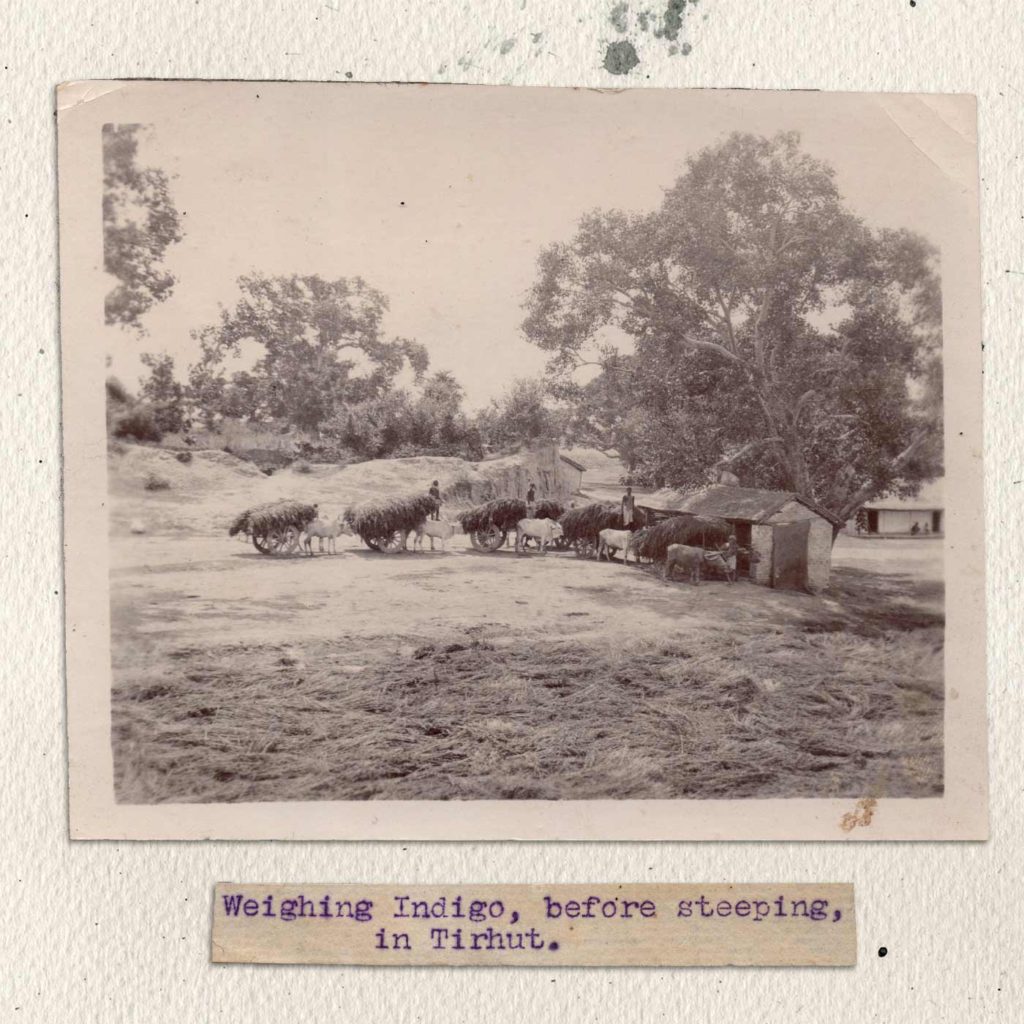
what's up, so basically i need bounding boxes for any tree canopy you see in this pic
[103,124,183,331]
[475,377,566,452]
[522,131,942,521]
[190,272,430,434]
[139,351,188,434]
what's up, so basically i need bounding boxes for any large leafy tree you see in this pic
[138,351,188,434]
[475,377,566,452]
[190,273,429,434]
[523,131,942,521]
[103,124,183,331]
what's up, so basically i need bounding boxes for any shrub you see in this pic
[114,406,163,443]
[390,442,430,459]
[144,473,171,491]
[174,450,193,465]
[106,376,132,406]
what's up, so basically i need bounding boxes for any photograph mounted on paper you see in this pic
[57,81,986,840]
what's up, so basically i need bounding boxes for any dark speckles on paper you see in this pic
[603,40,641,75]
[604,1,698,71]
[609,2,630,33]
[661,0,688,41]
[499,38,517,56]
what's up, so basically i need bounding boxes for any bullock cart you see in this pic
[228,500,318,556]
[557,502,647,559]
[457,498,564,552]
[633,513,731,563]
[343,494,439,553]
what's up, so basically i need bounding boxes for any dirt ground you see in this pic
[110,524,945,804]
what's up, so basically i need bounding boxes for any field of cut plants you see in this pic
[109,526,945,804]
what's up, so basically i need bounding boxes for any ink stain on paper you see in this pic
[609,2,630,33]
[839,796,878,832]
[603,40,641,75]
[602,1,700,74]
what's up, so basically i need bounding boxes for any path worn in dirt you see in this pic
[110,532,909,650]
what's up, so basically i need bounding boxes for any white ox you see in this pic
[302,515,354,556]
[596,528,642,565]
[515,517,564,554]
[413,519,462,551]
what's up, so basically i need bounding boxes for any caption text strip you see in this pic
[212,883,855,966]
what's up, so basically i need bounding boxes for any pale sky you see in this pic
[104,84,964,410]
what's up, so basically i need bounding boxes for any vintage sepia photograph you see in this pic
[58,82,985,840]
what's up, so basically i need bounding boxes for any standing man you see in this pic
[428,480,442,520]
[719,532,739,582]
[621,485,636,530]
[525,481,537,518]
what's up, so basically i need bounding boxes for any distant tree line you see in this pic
[107,123,942,515]
[103,126,562,461]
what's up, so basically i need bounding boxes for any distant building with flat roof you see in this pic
[857,479,944,536]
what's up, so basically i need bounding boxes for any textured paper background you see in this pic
[2,0,1021,1019]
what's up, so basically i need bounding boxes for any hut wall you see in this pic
[806,519,833,592]
[559,460,584,493]
[765,500,832,592]
[750,525,774,585]
[477,446,575,503]
[875,508,942,534]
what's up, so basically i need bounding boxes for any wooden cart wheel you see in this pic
[380,529,407,554]
[575,538,596,559]
[265,528,288,554]
[252,529,285,554]
[366,530,406,553]
[252,526,301,555]
[473,524,507,552]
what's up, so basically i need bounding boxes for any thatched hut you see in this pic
[638,484,842,591]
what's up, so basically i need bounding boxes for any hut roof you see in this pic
[558,454,587,472]
[640,484,844,527]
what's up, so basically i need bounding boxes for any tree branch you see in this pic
[833,430,933,522]
[712,285,738,353]
[678,335,745,365]
[792,389,816,424]
[715,436,785,468]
